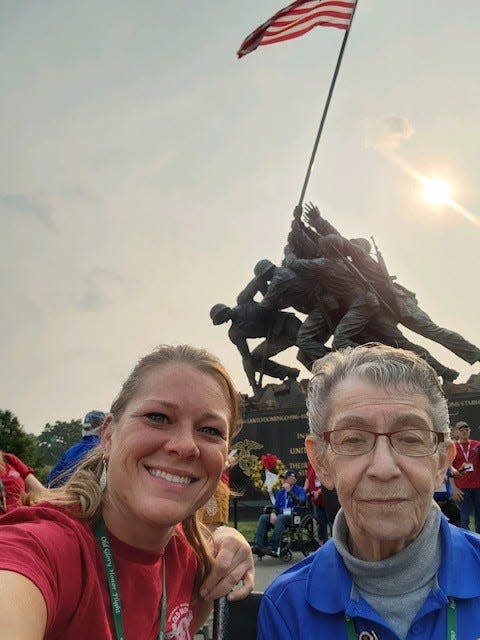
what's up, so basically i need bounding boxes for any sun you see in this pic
[421,177,452,206]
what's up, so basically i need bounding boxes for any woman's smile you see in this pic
[145,465,197,486]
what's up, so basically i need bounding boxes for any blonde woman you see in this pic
[0,345,254,639]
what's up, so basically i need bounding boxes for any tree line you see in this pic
[0,409,84,482]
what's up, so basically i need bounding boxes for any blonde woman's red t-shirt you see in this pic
[0,504,199,639]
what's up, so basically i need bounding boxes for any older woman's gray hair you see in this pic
[307,343,450,443]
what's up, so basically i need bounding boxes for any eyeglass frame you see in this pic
[322,428,445,457]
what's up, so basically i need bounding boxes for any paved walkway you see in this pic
[252,550,305,592]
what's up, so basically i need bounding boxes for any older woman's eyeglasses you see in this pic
[323,428,445,457]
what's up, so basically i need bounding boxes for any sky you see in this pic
[1,0,479,435]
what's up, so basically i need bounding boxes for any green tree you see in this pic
[0,409,39,468]
[36,419,82,466]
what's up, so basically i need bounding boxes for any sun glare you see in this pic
[381,152,479,225]
[421,177,452,206]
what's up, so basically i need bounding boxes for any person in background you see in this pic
[0,451,44,513]
[0,344,254,639]
[452,420,480,532]
[304,461,328,544]
[434,465,461,526]
[319,484,341,530]
[46,410,106,487]
[253,469,306,557]
[259,344,480,639]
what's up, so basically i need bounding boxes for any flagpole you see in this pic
[298,0,360,207]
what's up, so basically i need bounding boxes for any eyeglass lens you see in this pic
[328,429,439,456]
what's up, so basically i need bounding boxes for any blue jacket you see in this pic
[274,485,306,514]
[46,435,100,487]
[258,516,480,639]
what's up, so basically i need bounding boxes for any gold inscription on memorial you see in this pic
[449,399,480,407]
[243,414,307,425]
[289,447,306,455]
[288,462,307,471]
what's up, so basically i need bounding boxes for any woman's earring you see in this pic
[99,456,107,491]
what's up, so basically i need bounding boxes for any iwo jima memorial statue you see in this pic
[210,203,480,502]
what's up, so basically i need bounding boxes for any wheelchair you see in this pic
[253,502,319,563]
[212,592,262,640]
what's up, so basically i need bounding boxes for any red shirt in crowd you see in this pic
[0,452,34,512]
[305,462,324,507]
[453,438,480,489]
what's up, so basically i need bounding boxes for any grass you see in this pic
[230,519,257,542]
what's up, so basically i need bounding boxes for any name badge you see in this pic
[283,508,292,516]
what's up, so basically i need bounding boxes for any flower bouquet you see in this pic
[251,453,286,504]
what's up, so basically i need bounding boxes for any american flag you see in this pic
[237,0,355,58]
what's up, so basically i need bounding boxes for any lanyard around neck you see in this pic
[344,597,457,640]
[94,517,167,640]
[460,441,471,461]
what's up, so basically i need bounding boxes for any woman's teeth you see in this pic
[148,468,191,485]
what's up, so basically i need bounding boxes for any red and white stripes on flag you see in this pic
[237,0,355,58]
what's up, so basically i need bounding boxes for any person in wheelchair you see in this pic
[252,469,306,557]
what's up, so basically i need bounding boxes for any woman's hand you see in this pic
[199,526,254,602]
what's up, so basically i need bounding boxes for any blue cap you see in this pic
[82,410,105,435]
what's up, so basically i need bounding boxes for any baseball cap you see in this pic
[82,410,106,436]
[281,469,297,479]
[455,421,470,430]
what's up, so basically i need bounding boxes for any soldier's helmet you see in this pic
[253,259,275,278]
[349,238,371,254]
[210,303,230,324]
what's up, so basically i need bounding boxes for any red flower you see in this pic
[260,453,278,471]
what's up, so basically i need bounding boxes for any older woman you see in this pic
[0,344,253,639]
[259,343,480,639]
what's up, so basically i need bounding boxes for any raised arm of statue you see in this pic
[293,204,303,220]
[303,202,341,237]
[303,202,322,229]
[286,219,319,260]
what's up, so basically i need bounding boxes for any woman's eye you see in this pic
[146,412,169,424]
[338,430,368,445]
[199,426,224,438]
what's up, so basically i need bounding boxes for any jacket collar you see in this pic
[306,515,480,614]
